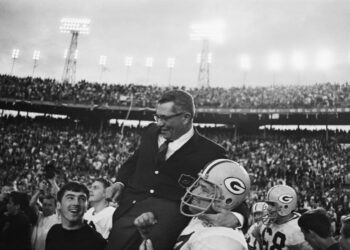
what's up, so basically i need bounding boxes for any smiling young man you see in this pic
[45,182,106,250]
[106,90,248,250]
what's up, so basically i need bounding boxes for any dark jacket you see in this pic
[108,124,249,250]
[114,124,226,216]
[113,124,251,225]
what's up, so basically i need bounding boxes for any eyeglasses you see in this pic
[153,112,184,122]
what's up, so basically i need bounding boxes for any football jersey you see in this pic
[260,212,311,250]
[84,206,115,239]
[246,222,263,250]
[174,217,248,250]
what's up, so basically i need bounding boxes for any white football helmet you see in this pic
[263,185,297,224]
[180,159,251,217]
[251,202,268,222]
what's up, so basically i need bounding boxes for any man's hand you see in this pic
[134,212,157,240]
[139,239,154,250]
[198,205,240,228]
[105,182,124,202]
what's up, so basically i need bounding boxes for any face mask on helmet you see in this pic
[180,159,251,217]
[262,202,279,225]
[252,202,268,223]
[180,176,222,217]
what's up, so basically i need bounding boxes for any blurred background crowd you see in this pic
[1,75,350,108]
[1,115,349,236]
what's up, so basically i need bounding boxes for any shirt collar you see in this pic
[159,127,194,147]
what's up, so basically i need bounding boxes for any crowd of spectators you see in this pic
[0,115,141,192]
[1,115,350,235]
[1,74,350,109]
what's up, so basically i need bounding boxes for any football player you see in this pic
[136,159,251,250]
[260,185,312,250]
[246,202,268,250]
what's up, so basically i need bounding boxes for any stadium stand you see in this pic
[1,75,350,108]
[1,75,350,243]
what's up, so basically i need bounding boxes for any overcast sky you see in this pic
[1,0,350,88]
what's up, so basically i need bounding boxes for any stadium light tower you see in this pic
[167,57,175,86]
[125,56,133,84]
[190,20,225,88]
[32,50,40,77]
[239,54,251,87]
[60,17,90,84]
[145,57,153,85]
[99,55,107,82]
[10,49,20,75]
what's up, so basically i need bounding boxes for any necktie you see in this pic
[157,140,172,165]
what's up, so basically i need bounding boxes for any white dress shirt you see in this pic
[158,127,195,160]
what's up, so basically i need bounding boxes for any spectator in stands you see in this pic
[31,180,60,250]
[1,114,350,239]
[0,191,32,250]
[339,216,350,250]
[83,178,115,239]
[298,208,340,250]
[45,182,106,250]
[1,74,350,109]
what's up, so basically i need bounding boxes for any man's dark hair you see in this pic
[57,182,89,202]
[298,208,332,238]
[94,178,111,189]
[9,191,30,211]
[158,90,195,117]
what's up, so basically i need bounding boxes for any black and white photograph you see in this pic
[0,0,350,249]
